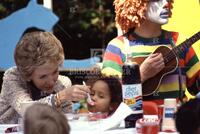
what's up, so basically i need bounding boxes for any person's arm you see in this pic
[184,47,200,93]
[49,75,90,113]
[1,68,33,116]
[57,85,89,102]
[101,37,124,76]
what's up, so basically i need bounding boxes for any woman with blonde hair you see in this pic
[0,29,90,123]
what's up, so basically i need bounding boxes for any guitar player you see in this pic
[102,0,200,108]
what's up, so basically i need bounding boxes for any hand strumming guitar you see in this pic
[140,53,165,83]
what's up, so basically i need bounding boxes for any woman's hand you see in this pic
[59,84,90,102]
[140,53,165,83]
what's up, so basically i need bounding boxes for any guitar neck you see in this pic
[173,31,200,56]
[165,32,200,62]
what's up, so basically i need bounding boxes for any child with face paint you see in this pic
[102,0,200,107]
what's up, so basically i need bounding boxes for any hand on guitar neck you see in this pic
[140,53,165,83]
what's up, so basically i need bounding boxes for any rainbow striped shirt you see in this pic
[102,30,200,101]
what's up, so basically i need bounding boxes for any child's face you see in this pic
[88,80,111,113]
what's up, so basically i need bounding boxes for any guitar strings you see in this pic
[163,38,193,64]
[162,32,200,64]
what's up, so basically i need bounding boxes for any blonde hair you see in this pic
[24,103,70,134]
[114,0,149,33]
[14,31,64,79]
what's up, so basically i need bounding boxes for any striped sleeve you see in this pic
[102,37,124,76]
[185,47,200,85]
[177,34,200,92]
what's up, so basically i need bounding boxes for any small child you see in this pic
[86,75,122,116]
[24,103,70,134]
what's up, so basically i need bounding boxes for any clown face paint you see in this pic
[146,0,173,24]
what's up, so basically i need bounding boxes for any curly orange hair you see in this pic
[114,0,149,33]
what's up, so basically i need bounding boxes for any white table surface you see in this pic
[0,124,135,134]
[71,128,135,134]
[0,124,179,134]
[0,124,22,134]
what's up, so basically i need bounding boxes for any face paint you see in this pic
[146,0,173,24]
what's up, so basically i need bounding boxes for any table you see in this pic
[71,128,135,134]
[0,124,22,134]
[0,124,179,134]
[0,124,135,134]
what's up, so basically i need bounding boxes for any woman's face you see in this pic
[146,0,173,24]
[29,62,59,93]
[88,80,111,113]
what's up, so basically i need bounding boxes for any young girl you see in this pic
[86,75,122,116]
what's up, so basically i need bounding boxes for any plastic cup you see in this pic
[136,115,160,134]
[142,121,160,134]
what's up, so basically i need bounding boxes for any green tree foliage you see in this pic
[54,0,116,59]
[0,0,33,19]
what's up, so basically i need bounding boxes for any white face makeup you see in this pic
[146,0,173,25]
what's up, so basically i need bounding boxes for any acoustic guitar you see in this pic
[132,31,200,96]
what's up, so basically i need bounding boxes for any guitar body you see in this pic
[132,46,178,96]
